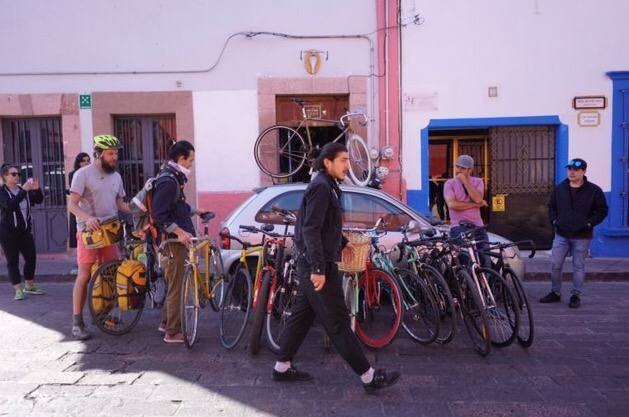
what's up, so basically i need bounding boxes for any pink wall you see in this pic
[376,0,405,201]
[196,191,253,239]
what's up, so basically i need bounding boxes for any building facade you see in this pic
[1,0,628,256]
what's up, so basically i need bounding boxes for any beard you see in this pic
[101,159,117,173]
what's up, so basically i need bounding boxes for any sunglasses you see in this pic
[8,172,20,177]
[568,160,583,168]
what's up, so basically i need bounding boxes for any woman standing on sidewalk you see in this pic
[0,163,46,300]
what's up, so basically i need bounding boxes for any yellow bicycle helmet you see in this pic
[93,135,122,151]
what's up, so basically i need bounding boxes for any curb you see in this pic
[524,272,628,281]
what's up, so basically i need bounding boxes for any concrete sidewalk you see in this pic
[1,252,628,282]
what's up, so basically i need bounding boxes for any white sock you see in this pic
[360,367,375,384]
[274,361,291,373]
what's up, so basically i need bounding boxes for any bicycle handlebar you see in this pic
[158,237,211,252]
[340,112,369,127]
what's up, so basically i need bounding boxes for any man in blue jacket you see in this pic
[152,140,202,343]
[540,158,608,308]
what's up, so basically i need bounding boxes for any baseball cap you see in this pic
[455,155,474,169]
[566,158,587,170]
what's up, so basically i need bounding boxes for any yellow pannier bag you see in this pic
[81,219,123,249]
[116,260,147,310]
[91,263,114,315]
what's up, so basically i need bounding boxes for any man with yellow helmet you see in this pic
[68,135,131,340]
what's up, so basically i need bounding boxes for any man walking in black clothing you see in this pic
[272,143,400,394]
[540,158,608,308]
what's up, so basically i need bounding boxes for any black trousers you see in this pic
[0,231,37,285]
[278,259,371,375]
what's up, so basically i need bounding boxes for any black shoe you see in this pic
[363,369,400,394]
[569,295,581,309]
[272,366,313,382]
[539,292,561,303]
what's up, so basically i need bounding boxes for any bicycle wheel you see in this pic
[254,125,308,179]
[219,265,252,350]
[88,260,144,336]
[396,268,440,345]
[180,265,199,348]
[265,276,297,354]
[418,264,457,344]
[354,268,402,349]
[346,133,372,187]
[209,247,226,312]
[477,267,520,348]
[456,269,491,357]
[249,270,272,355]
[503,268,534,348]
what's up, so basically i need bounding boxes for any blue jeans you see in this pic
[550,234,591,296]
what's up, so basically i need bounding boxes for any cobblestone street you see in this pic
[0,281,627,417]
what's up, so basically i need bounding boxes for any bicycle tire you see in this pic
[219,265,252,350]
[88,260,144,336]
[354,268,403,349]
[254,125,308,179]
[396,268,440,345]
[417,264,457,345]
[265,277,297,354]
[477,267,520,348]
[249,270,272,355]
[503,268,534,348]
[346,133,372,187]
[181,265,199,349]
[457,269,491,357]
[209,247,226,312]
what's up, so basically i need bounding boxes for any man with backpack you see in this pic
[151,140,206,343]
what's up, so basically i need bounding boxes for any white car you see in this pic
[219,183,524,278]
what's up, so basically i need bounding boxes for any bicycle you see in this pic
[485,240,536,348]
[370,224,441,345]
[87,222,166,335]
[340,219,403,349]
[397,223,457,345]
[159,212,226,348]
[451,223,521,351]
[263,206,299,354]
[218,226,267,349]
[246,209,296,355]
[253,98,372,186]
[423,236,493,356]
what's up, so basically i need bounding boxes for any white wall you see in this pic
[192,90,259,192]
[400,0,629,191]
[0,0,375,93]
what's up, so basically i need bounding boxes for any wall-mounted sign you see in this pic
[304,104,322,119]
[573,96,606,109]
[492,194,506,212]
[79,94,92,109]
[577,111,601,127]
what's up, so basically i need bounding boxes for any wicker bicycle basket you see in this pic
[338,232,371,273]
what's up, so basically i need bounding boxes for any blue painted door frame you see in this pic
[591,72,629,257]
[407,116,569,218]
